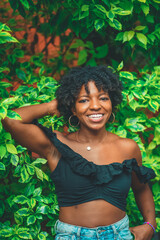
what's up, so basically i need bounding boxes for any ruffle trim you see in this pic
[33,120,156,185]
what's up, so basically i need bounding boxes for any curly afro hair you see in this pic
[56,65,123,121]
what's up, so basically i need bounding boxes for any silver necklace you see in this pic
[76,131,107,151]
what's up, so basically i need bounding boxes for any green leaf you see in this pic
[30,198,36,208]
[127,31,135,41]
[0,67,10,73]
[94,44,108,58]
[36,205,49,214]
[6,144,18,154]
[94,19,105,31]
[35,167,44,181]
[138,0,146,2]
[112,8,131,15]
[0,23,11,31]
[120,71,134,80]
[0,106,7,119]
[0,228,13,237]
[129,99,140,111]
[11,154,19,166]
[32,158,47,165]
[79,10,89,20]
[38,232,48,240]
[95,4,107,14]
[78,49,88,65]
[148,100,159,112]
[16,208,29,216]
[136,33,147,45]
[33,187,42,197]
[117,61,124,71]
[127,123,146,132]
[2,96,19,105]
[109,19,122,30]
[26,165,35,175]
[20,165,29,182]
[16,69,26,81]
[7,110,22,120]
[141,4,150,15]
[27,215,36,225]
[37,95,50,101]
[81,5,89,11]
[19,0,30,9]
[115,32,123,41]
[0,146,6,158]
[0,162,5,170]
[135,26,146,31]
[13,195,28,204]
[106,11,115,21]
[18,231,32,239]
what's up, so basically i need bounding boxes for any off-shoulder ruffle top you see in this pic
[34,120,156,211]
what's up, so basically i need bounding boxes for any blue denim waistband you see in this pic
[55,214,131,236]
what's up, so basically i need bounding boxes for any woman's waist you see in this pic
[59,199,126,228]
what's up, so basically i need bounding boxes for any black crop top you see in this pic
[34,121,156,211]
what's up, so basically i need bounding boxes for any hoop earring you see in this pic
[110,112,115,123]
[69,115,80,127]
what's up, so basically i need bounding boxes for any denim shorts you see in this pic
[54,214,133,239]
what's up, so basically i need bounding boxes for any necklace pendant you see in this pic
[87,146,91,151]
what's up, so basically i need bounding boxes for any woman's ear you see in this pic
[71,106,76,116]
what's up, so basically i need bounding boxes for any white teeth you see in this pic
[88,114,103,118]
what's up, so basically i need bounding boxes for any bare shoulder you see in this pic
[112,134,142,165]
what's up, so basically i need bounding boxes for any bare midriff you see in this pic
[59,199,126,228]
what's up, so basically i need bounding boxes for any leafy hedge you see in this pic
[0,0,160,239]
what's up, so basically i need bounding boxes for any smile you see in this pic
[88,114,103,119]
[87,114,104,123]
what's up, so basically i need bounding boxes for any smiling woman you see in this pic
[2,65,156,240]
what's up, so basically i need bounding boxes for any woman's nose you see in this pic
[89,99,101,110]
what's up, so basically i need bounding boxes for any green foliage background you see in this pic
[0,0,160,239]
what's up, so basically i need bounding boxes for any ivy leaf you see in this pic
[117,61,124,71]
[7,110,22,120]
[13,195,28,204]
[35,167,44,181]
[78,49,88,65]
[27,215,36,225]
[0,162,5,170]
[0,228,13,237]
[16,208,29,216]
[148,100,159,113]
[94,19,105,31]
[32,158,47,165]
[6,144,18,154]
[136,33,147,45]
[20,165,29,182]
[36,205,49,214]
[19,0,30,9]
[11,154,19,166]
[127,31,135,41]
[0,106,7,119]
[109,19,122,30]
[2,96,19,106]
[120,71,134,80]
[135,26,146,31]
[0,146,7,158]
[95,4,107,14]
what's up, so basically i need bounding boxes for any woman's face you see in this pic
[73,81,112,131]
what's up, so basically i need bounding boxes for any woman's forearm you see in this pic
[134,184,157,229]
[4,100,58,124]
[2,100,59,133]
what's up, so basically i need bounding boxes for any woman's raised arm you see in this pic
[1,100,59,159]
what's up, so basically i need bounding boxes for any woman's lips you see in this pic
[87,114,104,122]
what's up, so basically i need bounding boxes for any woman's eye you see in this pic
[100,97,108,101]
[79,99,88,103]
